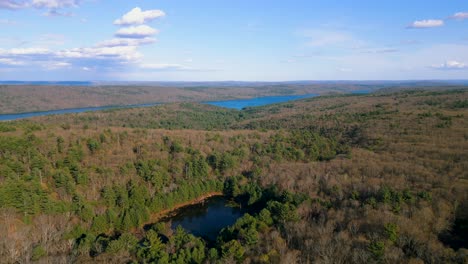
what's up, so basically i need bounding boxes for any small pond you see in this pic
[161,196,245,241]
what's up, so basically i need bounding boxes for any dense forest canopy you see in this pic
[0,87,467,263]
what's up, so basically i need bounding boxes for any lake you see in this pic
[0,103,160,121]
[162,196,244,241]
[0,94,320,121]
[205,94,319,110]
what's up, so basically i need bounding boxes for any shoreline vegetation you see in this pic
[0,87,467,263]
[147,192,223,223]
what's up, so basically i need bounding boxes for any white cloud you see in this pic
[407,19,444,29]
[451,12,468,20]
[0,58,25,65]
[0,45,142,70]
[96,37,156,47]
[114,7,165,26]
[0,47,51,55]
[115,25,158,39]
[0,0,27,9]
[56,46,142,61]
[0,4,186,76]
[432,60,468,70]
[31,0,79,9]
[43,61,71,69]
[140,63,189,70]
[0,0,80,10]
[42,9,74,17]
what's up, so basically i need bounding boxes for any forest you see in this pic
[0,87,467,263]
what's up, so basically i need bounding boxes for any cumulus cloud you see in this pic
[451,12,468,20]
[432,60,468,70]
[0,47,51,55]
[0,44,142,72]
[0,4,189,75]
[56,46,142,61]
[96,37,156,48]
[0,0,80,10]
[0,0,27,9]
[31,0,79,9]
[114,7,165,25]
[407,19,444,29]
[115,25,158,39]
[0,58,25,65]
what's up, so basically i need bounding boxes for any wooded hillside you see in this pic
[0,88,467,263]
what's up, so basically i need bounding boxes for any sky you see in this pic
[0,0,467,81]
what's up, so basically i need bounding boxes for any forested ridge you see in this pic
[0,88,467,263]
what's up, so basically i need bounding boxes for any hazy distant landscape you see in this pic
[1,81,466,114]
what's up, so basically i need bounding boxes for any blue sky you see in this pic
[0,0,467,81]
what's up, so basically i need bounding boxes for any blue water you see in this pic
[0,94,320,121]
[205,94,319,110]
[351,89,371,94]
[0,103,160,121]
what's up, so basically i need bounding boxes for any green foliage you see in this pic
[86,138,101,154]
[91,214,109,234]
[106,233,138,254]
[0,123,17,132]
[136,230,168,262]
[0,179,69,215]
[450,99,468,109]
[368,240,385,261]
[384,223,399,243]
[72,194,94,221]
[221,240,245,262]
[417,191,432,202]
[258,209,274,226]
[135,160,169,189]
[31,245,47,261]
[266,201,299,224]
[184,153,209,179]
[208,151,236,174]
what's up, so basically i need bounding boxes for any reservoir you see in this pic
[205,94,319,110]
[0,94,320,121]
[0,103,160,121]
[161,196,244,241]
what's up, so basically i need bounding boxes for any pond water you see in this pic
[162,196,245,241]
[205,94,319,110]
